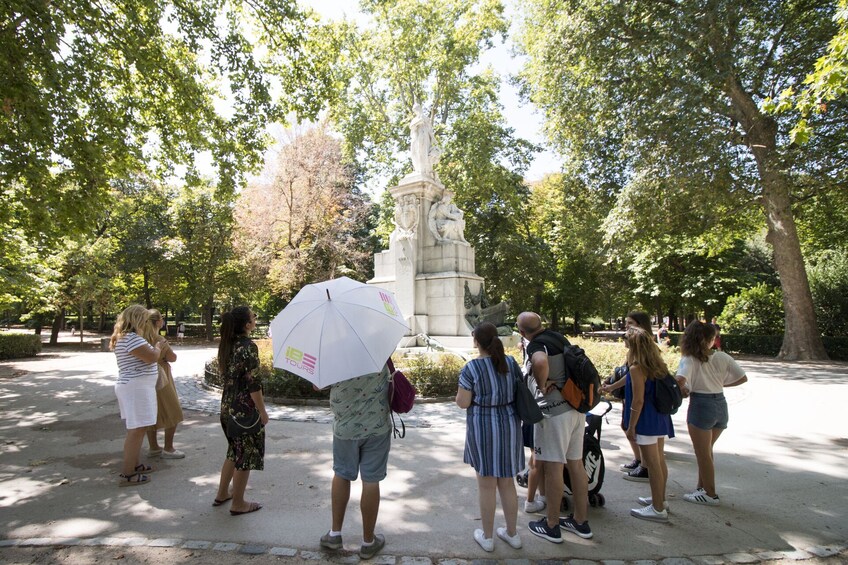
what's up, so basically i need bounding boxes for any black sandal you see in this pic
[134,463,154,473]
[118,472,150,487]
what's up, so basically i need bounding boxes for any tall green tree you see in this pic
[517,0,846,359]
[1,0,326,239]
[170,182,234,340]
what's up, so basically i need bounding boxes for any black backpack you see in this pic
[561,345,602,413]
[653,373,683,415]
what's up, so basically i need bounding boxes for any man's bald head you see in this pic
[517,312,543,337]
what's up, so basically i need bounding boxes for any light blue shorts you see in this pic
[333,432,391,483]
[687,392,729,430]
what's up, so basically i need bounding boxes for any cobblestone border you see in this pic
[1,537,845,564]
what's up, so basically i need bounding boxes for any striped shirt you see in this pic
[114,332,156,385]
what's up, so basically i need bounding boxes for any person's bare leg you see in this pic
[543,461,564,528]
[216,459,235,501]
[164,426,177,452]
[123,428,147,475]
[146,427,161,452]
[497,477,519,536]
[688,424,721,496]
[360,481,381,543]
[477,474,498,538]
[628,438,641,462]
[527,454,545,501]
[657,437,668,504]
[230,469,257,512]
[565,458,589,524]
[331,474,351,532]
[639,442,664,507]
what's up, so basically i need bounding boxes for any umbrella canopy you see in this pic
[270,277,408,388]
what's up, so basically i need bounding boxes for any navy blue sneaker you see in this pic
[528,518,562,544]
[560,514,593,539]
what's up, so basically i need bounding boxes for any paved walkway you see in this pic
[1,338,847,564]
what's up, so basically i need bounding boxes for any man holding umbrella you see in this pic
[269,277,408,560]
[319,365,391,559]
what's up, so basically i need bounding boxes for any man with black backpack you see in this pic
[517,312,594,543]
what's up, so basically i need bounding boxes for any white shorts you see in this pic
[636,434,667,446]
[534,409,584,463]
[115,374,157,429]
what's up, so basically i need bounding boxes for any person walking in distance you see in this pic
[517,312,593,543]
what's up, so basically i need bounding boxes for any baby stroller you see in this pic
[516,399,612,509]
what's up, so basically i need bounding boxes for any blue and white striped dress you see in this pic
[459,356,525,478]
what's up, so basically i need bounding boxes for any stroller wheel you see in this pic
[516,471,528,488]
[588,494,598,507]
[560,497,569,512]
[597,493,606,507]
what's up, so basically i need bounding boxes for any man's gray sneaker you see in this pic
[359,533,385,560]
[320,531,343,550]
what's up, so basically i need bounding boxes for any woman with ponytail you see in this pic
[456,322,524,552]
[214,306,268,515]
[111,304,163,486]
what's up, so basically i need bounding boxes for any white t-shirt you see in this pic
[114,332,156,385]
[676,351,746,394]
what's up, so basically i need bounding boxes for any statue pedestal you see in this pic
[369,175,484,348]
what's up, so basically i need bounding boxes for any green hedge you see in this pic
[0,333,42,359]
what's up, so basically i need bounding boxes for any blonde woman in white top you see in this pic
[675,321,747,505]
[111,304,163,486]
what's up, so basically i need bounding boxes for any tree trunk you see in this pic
[79,303,84,345]
[204,301,215,341]
[143,266,151,308]
[49,312,60,345]
[726,76,827,360]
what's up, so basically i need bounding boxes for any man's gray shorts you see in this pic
[333,432,391,482]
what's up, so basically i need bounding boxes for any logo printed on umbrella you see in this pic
[379,291,397,316]
[285,346,317,374]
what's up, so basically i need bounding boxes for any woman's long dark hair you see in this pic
[680,320,716,363]
[473,322,507,374]
[218,306,253,376]
[626,311,652,333]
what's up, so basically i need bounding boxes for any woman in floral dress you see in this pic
[214,306,268,515]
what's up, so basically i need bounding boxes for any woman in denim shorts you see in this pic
[676,321,747,506]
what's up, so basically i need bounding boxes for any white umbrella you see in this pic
[270,277,408,388]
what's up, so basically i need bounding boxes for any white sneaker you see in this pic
[161,449,185,459]
[630,504,669,522]
[473,529,494,552]
[683,490,720,505]
[637,496,670,511]
[147,449,162,458]
[496,526,522,549]
[524,495,546,514]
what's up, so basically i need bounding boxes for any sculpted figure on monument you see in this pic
[409,103,441,178]
[428,192,468,244]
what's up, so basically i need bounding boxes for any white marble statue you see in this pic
[428,192,467,244]
[410,103,441,178]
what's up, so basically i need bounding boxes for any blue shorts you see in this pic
[333,432,391,483]
[687,392,729,430]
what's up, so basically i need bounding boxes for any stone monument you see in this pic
[368,105,489,348]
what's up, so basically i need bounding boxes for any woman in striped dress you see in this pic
[456,322,525,552]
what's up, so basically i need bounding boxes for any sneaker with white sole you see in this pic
[528,518,562,543]
[496,526,522,549]
[559,514,593,539]
[473,529,494,552]
[620,458,641,472]
[630,504,669,522]
[161,449,185,459]
[623,465,650,482]
[147,449,162,458]
[524,496,546,514]
[359,533,385,560]
[683,490,720,505]
[638,496,670,511]
[320,531,343,550]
